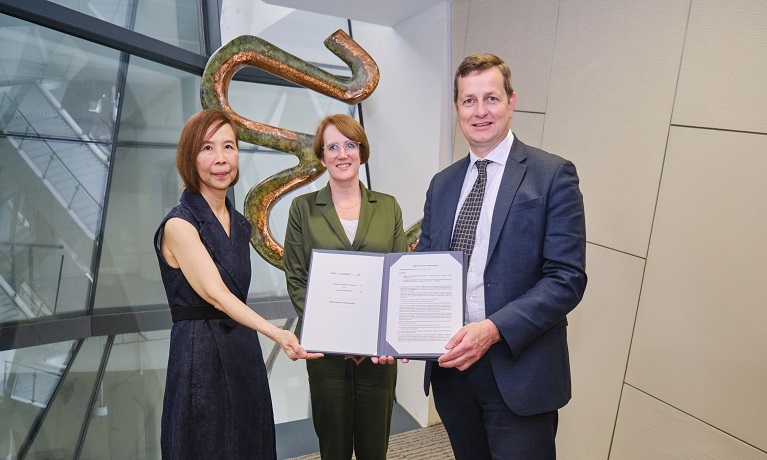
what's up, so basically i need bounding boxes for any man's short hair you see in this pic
[453,53,514,102]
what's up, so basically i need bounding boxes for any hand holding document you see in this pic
[300,250,466,359]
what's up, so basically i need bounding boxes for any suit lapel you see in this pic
[181,191,249,299]
[226,204,253,298]
[353,184,376,250]
[317,184,354,250]
[487,140,527,260]
[440,157,471,249]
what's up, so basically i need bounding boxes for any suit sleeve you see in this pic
[414,175,436,253]
[283,199,308,320]
[488,160,587,359]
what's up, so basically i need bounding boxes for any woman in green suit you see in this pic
[284,114,406,460]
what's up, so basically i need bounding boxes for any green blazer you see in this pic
[284,182,407,336]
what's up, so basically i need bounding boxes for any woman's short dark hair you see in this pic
[312,114,370,164]
[176,109,240,193]
[453,53,514,102]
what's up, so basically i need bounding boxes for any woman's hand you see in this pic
[371,356,408,365]
[276,330,323,361]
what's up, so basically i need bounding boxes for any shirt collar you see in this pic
[469,130,514,167]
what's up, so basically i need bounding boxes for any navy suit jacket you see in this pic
[416,136,587,416]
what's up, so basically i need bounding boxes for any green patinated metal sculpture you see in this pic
[201,29,421,269]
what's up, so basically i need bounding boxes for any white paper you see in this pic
[300,251,384,355]
[385,253,464,355]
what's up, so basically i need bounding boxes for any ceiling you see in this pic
[262,0,447,27]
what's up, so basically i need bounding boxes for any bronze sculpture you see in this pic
[201,29,420,269]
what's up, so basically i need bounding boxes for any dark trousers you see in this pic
[306,355,397,460]
[430,356,558,460]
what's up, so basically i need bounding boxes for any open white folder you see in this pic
[300,250,467,359]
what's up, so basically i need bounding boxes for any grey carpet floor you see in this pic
[287,423,455,460]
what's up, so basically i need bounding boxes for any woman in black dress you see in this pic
[154,109,322,459]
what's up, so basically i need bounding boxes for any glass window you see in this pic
[0,14,122,143]
[79,331,169,459]
[0,341,77,458]
[0,135,105,320]
[134,0,201,53]
[117,56,202,144]
[94,55,200,311]
[47,0,202,53]
[24,337,107,458]
[46,0,131,28]
[0,15,121,322]
[93,144,178,310]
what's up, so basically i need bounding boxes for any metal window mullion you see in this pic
[85,34,132,315]
[73,335,114,459]
[17,339,84,458]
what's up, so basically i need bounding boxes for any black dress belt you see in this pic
[171,305,230,322]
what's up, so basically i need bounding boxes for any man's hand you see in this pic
[437,319,501,371]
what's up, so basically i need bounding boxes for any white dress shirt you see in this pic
[453,130,514,323]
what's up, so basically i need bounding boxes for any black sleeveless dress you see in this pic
[154,190,276,459]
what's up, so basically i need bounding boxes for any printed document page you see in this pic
[385,252,464,355]
[300,251,384,355]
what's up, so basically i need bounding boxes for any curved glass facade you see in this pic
[0,0,361,457]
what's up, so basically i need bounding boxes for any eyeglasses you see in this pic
[323,141,360,153]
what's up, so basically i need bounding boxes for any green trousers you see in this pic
[306,355,397,460]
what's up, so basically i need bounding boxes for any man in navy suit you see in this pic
[416,53,587,459]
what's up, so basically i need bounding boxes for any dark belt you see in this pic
[171,305,230,322]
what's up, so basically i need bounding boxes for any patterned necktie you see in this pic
[450,159,491,259]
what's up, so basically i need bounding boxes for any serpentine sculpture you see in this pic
[201,30,421,269]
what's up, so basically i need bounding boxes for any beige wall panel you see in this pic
[511,112,545,149]
[610,385,767,460]
[451,111,544,162]
[672,0,767,133]
[461,0,559,113]
[558,244,644,460]
[542,0,689,257]
[450,0,470,73]
[626,127,767,451]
